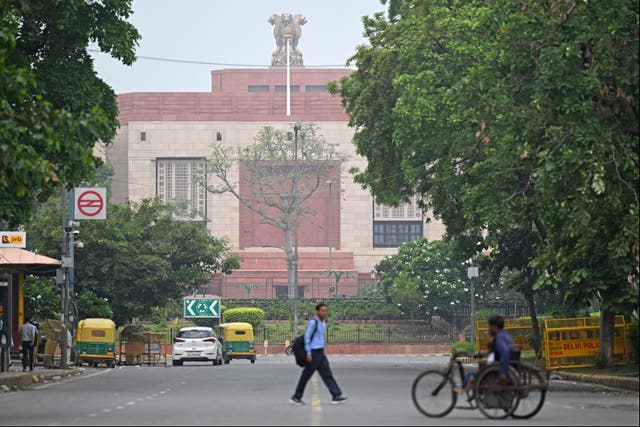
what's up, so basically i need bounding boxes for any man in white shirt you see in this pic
[19,318,38,372]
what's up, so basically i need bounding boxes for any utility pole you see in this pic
[60,187,69,369]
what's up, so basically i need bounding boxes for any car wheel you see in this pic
[250,358,256,364]
[172,360,182,366]
[212,358,218,366]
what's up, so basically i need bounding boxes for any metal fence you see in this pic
[254,326,450,345]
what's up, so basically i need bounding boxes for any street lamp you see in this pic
[292,124,301,336]
[467,259,479,346]
[326,180,333,293]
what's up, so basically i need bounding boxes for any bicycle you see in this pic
[411,351,548,420]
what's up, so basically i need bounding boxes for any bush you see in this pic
[223,307,265,328]
[451,340,477,354]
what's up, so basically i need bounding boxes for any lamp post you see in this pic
[467,259,479,346]
[292,124,301,336]
[326,180,333,293]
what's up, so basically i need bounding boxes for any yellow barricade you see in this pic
[476,318,541,352]
[544,316,627,370]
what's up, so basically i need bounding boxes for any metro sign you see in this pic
[74,187,107,220]
[183,298,220,319]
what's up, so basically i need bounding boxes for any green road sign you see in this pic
[183,298,220,318]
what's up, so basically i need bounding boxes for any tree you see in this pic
[26,197,240,325]
[333,0,638,364]
[0,0,139,227]
[387,274,422,332]
[206,122,343,300]
[376,239,467,326]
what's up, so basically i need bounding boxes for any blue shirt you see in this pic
[304,317,326,356]
[494,330,514,373]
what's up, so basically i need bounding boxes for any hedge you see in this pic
[222,298,403,321]
[223,307,265,328]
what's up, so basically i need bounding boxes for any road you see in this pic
[0,355,637,426]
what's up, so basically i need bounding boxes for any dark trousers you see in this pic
[22,340,34,370]
[294,349,342,399]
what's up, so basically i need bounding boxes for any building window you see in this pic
[374,196,422,220]
[373,221,423,248]
[156,158,206,220]
[373,196,423,247]
[140,131,147,142]
[248,85,269,93]
[305,85,327,93]
[275,85,300,93]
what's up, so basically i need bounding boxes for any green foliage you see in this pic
[0,0,139,227]
[75,290,113,320]
[23,276,60,321]
[223,308,265,328]
[451,341,476,354]
[376,239,467,322]
[26,197,240,325]
[335,0,639,358]
[475,309,497,321]
[223,298,402,321]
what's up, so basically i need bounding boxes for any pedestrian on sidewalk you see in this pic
[290,302,347,406]
[19,317,38,372]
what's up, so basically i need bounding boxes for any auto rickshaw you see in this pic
[76,318,117,368]
[218,322,256,364]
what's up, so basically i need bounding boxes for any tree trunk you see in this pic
[284,227,295,299]
[599,307,616,368]
[522,271,542,355]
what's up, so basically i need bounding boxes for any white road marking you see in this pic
[33,369,113,390]
[127,401,136,405]
[102,408,112,413]
[152,393,159,397]
[145,395,152,399]
[159,391,166,394]
[88,414,96,418]
[116,406,125,410]
[137,397,144,401]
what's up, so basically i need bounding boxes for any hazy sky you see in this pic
[91,0,386,94]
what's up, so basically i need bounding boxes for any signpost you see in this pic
[183,298,220,319]
[74,188,107,220]
[0,232,26,248]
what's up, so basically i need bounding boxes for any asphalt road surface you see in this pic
[0,355,637,426]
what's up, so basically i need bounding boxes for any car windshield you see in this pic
[177,330,213,339]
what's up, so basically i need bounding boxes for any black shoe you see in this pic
[331,395,348,405]
[289,396,305,406]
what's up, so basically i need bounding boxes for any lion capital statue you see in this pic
[268,13,307,67]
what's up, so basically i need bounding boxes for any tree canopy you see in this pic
[0,0,139,227]
[333,0,639,363]
[26,197,239,325]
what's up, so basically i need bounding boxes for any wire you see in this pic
[87,48,351,69]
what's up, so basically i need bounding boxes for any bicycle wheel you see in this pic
[511,367,546,419]
[285,346,293,356]
[411,370,457,417]
[474,365,520,419]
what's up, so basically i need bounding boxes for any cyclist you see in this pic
[455,315,513,394]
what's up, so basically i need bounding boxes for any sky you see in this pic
[91,0,387,94]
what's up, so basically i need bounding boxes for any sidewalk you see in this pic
[555,370,639,392]
[0,364,80,391]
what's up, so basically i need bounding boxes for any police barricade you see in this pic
[476,318,541,353]
[37,319,63,368]
[119,325,146,365]
[142,332,168,366]
[544,316,627,370]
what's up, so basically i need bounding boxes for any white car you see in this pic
[172,327,223,366]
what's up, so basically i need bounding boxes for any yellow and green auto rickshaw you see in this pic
[76,318,117,368]
[219,322,256,364]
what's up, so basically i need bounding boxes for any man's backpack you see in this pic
[292,319,318,367]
